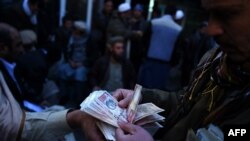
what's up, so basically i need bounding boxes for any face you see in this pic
[104,1,113,14]
[202,0,250,64]
[10,29,24,60]
[133,10,142,18]
[64,20,73,29]
[111,42,124,60]
[0,24,24,62]
[29,3,40,14]
[121,11,131,20]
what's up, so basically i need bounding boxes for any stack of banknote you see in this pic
[80,84,165,141]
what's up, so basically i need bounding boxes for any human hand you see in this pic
[115,122,154,141]
[113,89,134,108]
[67,110,105,141]
[136,31,143,37]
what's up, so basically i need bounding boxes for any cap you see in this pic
[73,21,86,31]
[175,10,184,20]
[118,3,131,13]
[134,4,143,11]
[19,30,37,45]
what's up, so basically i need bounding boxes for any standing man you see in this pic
[138,6,182,90]
[130,4,146,74]
[91,0,114,56]
[1,0,52,49]
[54,15,73,59]
[107,2,142,43]
[114,0,250,141]
[1,0,41,31]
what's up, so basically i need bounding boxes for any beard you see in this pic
[112,54,124,62]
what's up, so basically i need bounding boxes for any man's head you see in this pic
[28,0,42,14]
[103,0,113,14]
[0,23,24,62]
[72,21,86,37]
[118,3,131,20]
[62,15,73,29]
[202,0,250,65]
[19,30,37,51]
[133,4,143,19]
[107,36,124,62]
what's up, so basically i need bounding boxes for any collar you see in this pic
[0,58,17,84]
[162,15,173,20]
[0,58,16,70]
[212,53,250,86]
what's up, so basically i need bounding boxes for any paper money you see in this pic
[135,113,165,126]
[127,84,142,123]
[80,90,127,127]
[134,103,164,121]
[96,121,116,141]
[80,90,165,141]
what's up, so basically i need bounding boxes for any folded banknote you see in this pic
[80,86,165,141]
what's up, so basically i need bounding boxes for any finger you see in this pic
[115,127,126,140]
[118,121,136,134]
[113,89,123,100]
[118,96,131,108]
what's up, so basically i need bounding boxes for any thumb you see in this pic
[118,97,130,108]
[118,121,136,134]
[116,127,125,139]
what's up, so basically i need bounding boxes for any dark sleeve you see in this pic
[89,60,101,88]
[107,18,133,39]
[141,21,152,59]
[89,57,107,88]
[141,88,184,118]
[125,61,136,89]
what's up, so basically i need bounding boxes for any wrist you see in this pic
[66,109,86,129]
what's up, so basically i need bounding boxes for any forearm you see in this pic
[66,109,86,129]
[22,110,73,141]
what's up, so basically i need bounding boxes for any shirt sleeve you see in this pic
[142,88,184,118]
[21,110,73,141]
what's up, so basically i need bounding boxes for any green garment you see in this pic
[141,48,250,141]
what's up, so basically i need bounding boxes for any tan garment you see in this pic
[21,110,72,141]
[0,70,72,141]
[0,71,23,141]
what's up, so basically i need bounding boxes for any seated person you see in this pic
[90,36,136,92]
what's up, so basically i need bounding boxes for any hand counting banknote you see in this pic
[127,84,142,123]
[80,87,165,141]
[80,90,127,127]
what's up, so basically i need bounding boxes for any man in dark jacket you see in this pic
[113,0,250,141]
[106,3,142,42]
[0,22,25,106]
[90,36,135,92]
[0,0,41,31]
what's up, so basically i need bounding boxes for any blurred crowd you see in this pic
[2,0,250,141]
[0,0,216,111]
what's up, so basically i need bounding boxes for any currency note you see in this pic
[80,90,165,141]
[127,84,142,123]
[135,103,164,121]
[135,113,165,125]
